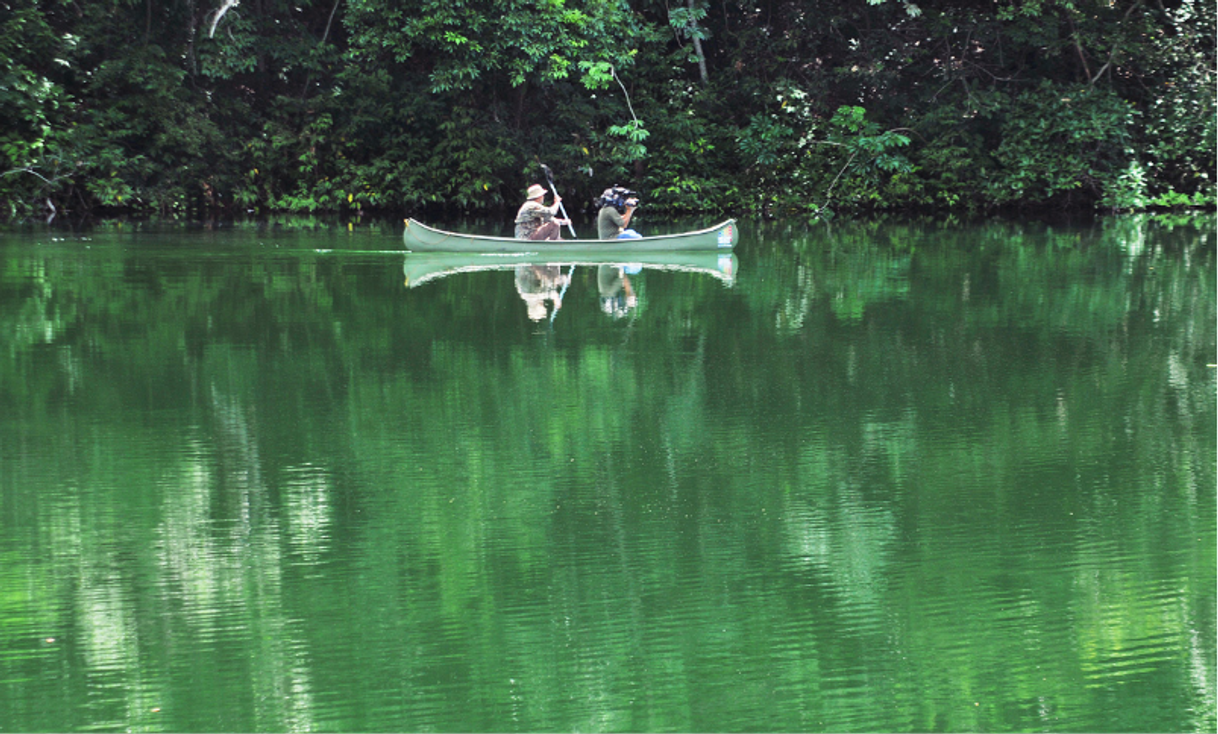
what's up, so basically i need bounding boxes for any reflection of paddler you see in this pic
[597,264,638,319]
[515,264,569,321]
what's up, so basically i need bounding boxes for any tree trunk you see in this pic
[689,0,708,85]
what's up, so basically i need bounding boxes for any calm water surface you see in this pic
[0,215,1214,732]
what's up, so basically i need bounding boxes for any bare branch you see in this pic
[208,0,240,39]
[688,0,708,85]
[321,0,341,47]
[3,167,54,185]
[1088,0,1142,87]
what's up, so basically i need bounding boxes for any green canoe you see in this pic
[404,250,737,288]
[403,218,738,253]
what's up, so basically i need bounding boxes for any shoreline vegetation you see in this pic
[1,0,1214,225]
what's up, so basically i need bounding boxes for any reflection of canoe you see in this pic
[403,218,737,253]
[404,250,738,288]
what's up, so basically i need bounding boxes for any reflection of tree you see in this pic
[0,215,1212,731]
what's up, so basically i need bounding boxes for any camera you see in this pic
[596,185,640,211]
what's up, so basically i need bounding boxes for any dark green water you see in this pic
[0,215,1214,733]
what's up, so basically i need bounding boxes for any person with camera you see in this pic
[596,186,641,240]
[515,184,570,240]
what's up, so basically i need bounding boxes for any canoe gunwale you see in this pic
[403,218,737,253]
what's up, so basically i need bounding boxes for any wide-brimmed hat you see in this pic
[526,184,547,200]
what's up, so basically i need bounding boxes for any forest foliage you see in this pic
[0,0,1214,222]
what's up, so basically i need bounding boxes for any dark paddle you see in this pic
[539,163,577,239]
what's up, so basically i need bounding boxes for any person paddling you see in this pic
[515,184,570,240]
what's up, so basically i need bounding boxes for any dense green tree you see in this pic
[0,0,72,218]
[0,0,1212,220]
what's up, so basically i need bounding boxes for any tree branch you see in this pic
[320,0,340,47]
[208,0,240,38]
[813,150,858,217]
[1089,1,1141,86]
[688,0,708,85]
[3,167,54,185]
